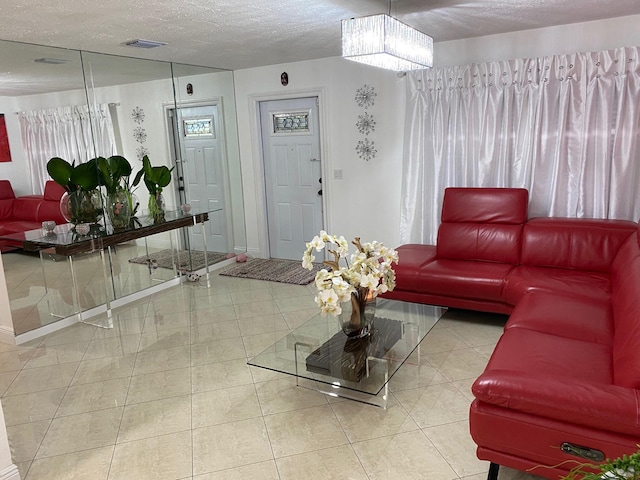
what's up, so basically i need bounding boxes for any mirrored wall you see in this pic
[0,39,246,337]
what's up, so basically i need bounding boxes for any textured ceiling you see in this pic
[1,0,640,71]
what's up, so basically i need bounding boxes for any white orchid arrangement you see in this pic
[302,231,399,317]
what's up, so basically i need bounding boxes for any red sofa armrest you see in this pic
[472,371,640,437]
[392,244,437,292]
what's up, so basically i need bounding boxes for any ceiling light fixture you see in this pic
[125,39,168,49]
[341,13,433,72]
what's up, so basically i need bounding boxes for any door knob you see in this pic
[318,189,322,196]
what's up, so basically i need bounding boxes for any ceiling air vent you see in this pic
[34,58,69,64]
[125,39,167,49]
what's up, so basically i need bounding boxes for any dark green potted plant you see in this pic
[47,157,103,225]
[132,155,173,222]
[560,447,640,479]
[97,155,134,230]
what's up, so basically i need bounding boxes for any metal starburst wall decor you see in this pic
[355,84,377,109]
[356,112,376,135]
[356,138,377,161]
[354,84,378,160]
[131,106,145,124]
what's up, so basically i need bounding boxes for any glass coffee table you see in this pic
[248,298,444,408]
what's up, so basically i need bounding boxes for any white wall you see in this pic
[234,57,407,255]
[233,14,640,257]
[435,14,640,67]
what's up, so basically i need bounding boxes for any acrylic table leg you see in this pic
[366,356,389,409]
[169,230,177,277]
[200,220,211,288]
[68,255,83,322]
[99,248,114,327]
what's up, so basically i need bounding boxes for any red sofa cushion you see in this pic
[0,220,42,235]
[43,180,65,202]
[417,258,513,302]
[521,218,636,273]
[483,328,613,384]
[440,187,529,224]
[12,197,41,222]
[392,244,437,292]
[438,223,524,264]
[504,265,611,305]
[437,188,528,264]
[472,375,640,438]
[0,199,13,219]
[37,200,66,224]
[506,292,613,345]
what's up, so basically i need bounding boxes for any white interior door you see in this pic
[259,97,323,261]
[176,105,229,253]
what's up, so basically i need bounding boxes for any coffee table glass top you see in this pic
[248,298,444,397]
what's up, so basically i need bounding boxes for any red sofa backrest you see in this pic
[12,197,41,222]
[43,181,65,202]
[0,180,16,219]
[39,181,66,223]
[437,187,528,264]
[521,218,636,273]
[610,225,640,388]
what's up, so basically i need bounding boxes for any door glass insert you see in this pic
[272,111,310,134]
[183,117,215,137]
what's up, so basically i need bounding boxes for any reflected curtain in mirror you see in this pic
[18,103,116,194]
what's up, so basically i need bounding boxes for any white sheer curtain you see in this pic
[18,103,116,194]
[400,47,640,244]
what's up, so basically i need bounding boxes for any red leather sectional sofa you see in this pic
[385,187,640,479]
[0,180,66,251]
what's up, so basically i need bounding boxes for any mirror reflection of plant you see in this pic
[47,157,103,224]
[96,155,139,218]
[47,157,100,192]
[132,155,173,221]
[97,155,132,194]
[132,155,173,196]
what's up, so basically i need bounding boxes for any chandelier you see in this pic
[341,14,433,72]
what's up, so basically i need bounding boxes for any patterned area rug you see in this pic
[220,258,323,285]
[128,249,228,271]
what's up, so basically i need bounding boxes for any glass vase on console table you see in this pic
[60,189,103,226]
[105,189,132,230]
[148,192,165,223]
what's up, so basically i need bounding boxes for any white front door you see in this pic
[259,97,323,261]
[175,105,229,253]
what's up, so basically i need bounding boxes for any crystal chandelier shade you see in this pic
[341,14,433,72]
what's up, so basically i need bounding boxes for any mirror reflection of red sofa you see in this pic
[385,187,640,480]
[0,180,66,251]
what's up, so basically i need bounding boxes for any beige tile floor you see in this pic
[0,253,547,480]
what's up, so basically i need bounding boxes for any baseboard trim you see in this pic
[0,464,21,480]
[0,326,16,346]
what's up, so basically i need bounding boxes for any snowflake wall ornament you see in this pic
[355,84,377,109]
[136,145,149,161]
[356,138,377,161]
[356,112,376,135]
[131,106,145,124]
[133,127,147,144]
